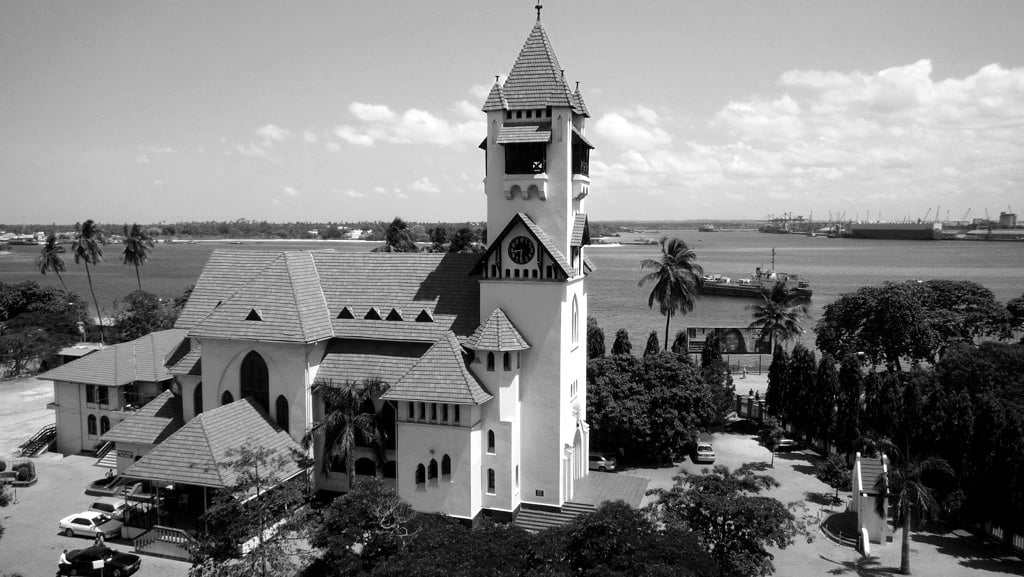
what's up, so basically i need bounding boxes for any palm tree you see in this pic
[873,440,953,575]
[746,281,810,350]
[73,220,106,342]
[36,233,68,291]
[121,223,155,291]
[639,237,704,350]
[303,378,388,490]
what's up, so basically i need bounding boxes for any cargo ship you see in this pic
[700,249,812,300]
[847,222,942,240]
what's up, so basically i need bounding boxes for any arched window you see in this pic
[571,295,579,344]
[487,430,495,453]
[193,382,204,416]
[87,415,97,435]
[381,402,396,450]
[487,352,495,371]
[546,266,553,278]
[221,391,234,405]
[415,464,426,485]
[487,468,495,494]
[383,461,397,479]
[428,459,438,481]
[99,416,110,435]
[503,352,511,371]
[442,455,451,479]
[240,351,270,413]
[355,458,375,476]
[275,395,289,434]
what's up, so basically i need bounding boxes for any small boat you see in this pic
[698,224,717,233]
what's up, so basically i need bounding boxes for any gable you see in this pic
[471,212,573,279]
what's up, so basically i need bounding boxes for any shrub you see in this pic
[16,466,32,482]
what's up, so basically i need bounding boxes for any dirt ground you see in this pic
[0,376,57,459]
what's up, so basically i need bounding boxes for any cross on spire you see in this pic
[535,2,542,21]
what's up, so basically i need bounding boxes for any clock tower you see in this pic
[472,10,593,514]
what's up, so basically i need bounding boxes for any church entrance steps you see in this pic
[514,501,596,532]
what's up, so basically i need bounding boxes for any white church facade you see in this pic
[57,13,599,524]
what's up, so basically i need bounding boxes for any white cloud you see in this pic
[333,125,375,147]
[452,99,479,120]
[281,186,299,197]
[153,180,164,187]
[302,130,318,143]
[410,176,440,193]
[233,142,273,160]
[136,154,150,164]
[593,109,672,150]
[372,186,388,195]
[350,102,396,123]
[325,141,341,152]
[343,189,365,198]
[141,145,178,154]
[255,124,290,146]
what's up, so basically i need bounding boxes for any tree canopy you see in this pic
[639,237,704,351]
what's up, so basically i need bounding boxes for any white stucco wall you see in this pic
[394,414,482,520]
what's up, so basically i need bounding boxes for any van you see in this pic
[89,497,127,520]
[588,451,617,472]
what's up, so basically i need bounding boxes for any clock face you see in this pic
[507,236,535,265]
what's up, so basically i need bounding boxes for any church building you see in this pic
[66,11,598,525]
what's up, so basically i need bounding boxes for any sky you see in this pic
[2,0,1023,225]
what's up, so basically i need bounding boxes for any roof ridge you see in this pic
[195,408,226,487]
[189,252,286,331]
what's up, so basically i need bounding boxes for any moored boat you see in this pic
[700,249,812,300]
[848,222,942,240]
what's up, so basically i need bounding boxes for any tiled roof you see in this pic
[167,338,201,376]
[572,126,594,149]
[39,329,188,387]
[571,213,590,247]
[501,22,575,110]
[467,308,530,351]
[583,254,596,274]
[482,81,508,112]
[190,252,333,343]
[472,213,573,277]
[101,390,183,445]
[176,251,280,329]
[312,252,480,339]
[316,339,430,386]
[574,87,591,117]
[382,332,492,405]
[496,123,552,144]
[125,398,304,489]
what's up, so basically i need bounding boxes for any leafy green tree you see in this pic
[700,331,722,369]
[913,279,1010,345]
[757,417,786,468]
[746,281,809,350]
[671,329,689,355]
[785,344,817,441]
[643,330,660,357]
[610,328,632,356]
[1007,293,1024,335]
[586,315,605,359]
[427,226,448,253]
[372,217,419,253]
[36,233,68,291]
[764,345,788,420]
[191,442,306,576]
[639,237,704,351]
[72,219,107,342]
[304,378,388,490]
[587,352,714,463]
[448,227,480,253]
[651,464,798,577]
[699,332,734,424]
[816,282,934,371]
[121,223,155,291]
[833,353,865,455]
[113,290,178,342]
[0,282,87,376]
[814,453,851,502]
[813,353,840,451]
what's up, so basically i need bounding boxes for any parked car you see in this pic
[588,451,617,472]
[89,497,127,520]
[693,443,716,464]
[58,546,141,577]
[58,511,123,539]
[775,438,799,452]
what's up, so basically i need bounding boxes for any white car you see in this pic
[89,497,128,521]
[59,511,123,539]
[693,443,716,464]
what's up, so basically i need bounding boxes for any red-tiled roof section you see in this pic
[176,250,279,329]
[583,254,596,274]
[39,329,187,387]
[125,398,303,489]
[468,308,530,351]
[502,22,574,110]
[190,252,333,343]
[313,252,480,339]
[482,81,508,112]
[574,87,590,117]
[571,213,590,247]
[101,390,184,445]
[167,338,201,376]
[382,332,492,405]
[496,123,552,144]
[316,339,430,387]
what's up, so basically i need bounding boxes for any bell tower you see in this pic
[474,7,594,512]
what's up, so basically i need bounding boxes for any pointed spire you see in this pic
[482,78,509,111]
[573,83,590,117]
[502,20,574,109]
[535,2,543,21]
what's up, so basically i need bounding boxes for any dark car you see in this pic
[775,438,800,452]
[57,546,141,577]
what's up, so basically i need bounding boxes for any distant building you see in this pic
[999,212,1017,228]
